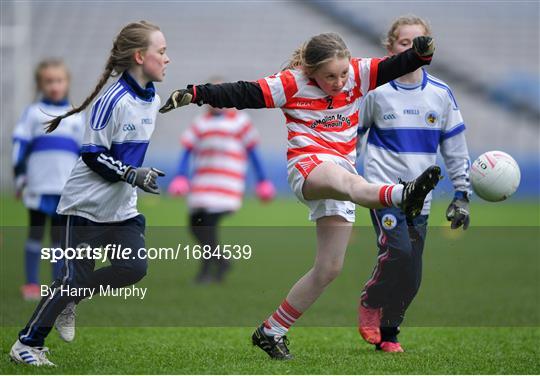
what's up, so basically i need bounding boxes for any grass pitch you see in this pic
[1,196,539,374]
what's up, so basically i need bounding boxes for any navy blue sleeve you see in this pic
[247,148,267,182]
[176,149,192,177]
[81,150,130,183]
[12,138,30,177]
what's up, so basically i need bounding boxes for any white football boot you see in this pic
[55,302,76,342]
[10,340,55,366]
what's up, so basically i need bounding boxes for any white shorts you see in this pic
[288,154,356,223]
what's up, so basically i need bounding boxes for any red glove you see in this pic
[256,180,276,202]
[168,176,189,196]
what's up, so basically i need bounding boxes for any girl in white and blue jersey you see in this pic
[12,59,85,301]
[356,16,472,353]
[10,21,170,367]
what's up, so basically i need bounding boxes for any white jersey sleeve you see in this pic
[12,106,34,169]
[12,106,33,142]
[358,90,376,131]
[439,90,471,194]
[78,88,133,182]
[356,91,376,156]
[83,93,121,153]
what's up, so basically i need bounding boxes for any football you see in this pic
[470,151,521,202]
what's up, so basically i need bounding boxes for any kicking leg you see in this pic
[303,161,441,219]
[302,162,400,208]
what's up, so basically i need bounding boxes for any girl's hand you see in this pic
[168,176,189,197]
[446,193,470,230]
[413,36,435,57]
[256,180,276,202]
[159,89,193,113]
[122,167,166,194]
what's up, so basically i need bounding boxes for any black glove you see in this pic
[122,167,165,194]
[159,88,194,113]
[446,192,470,230]
[413,36,435,57]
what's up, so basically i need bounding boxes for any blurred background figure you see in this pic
[12,58,85,301]
[168,77,275,284]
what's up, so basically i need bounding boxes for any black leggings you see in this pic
[189,210,230,278]
[28,209,65,244]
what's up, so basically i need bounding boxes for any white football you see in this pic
[470,151,521,202]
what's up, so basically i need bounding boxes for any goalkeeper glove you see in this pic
[446,192,470,230]
[159,88,194,113]
[413,36,435,58]
[122,166,165,194]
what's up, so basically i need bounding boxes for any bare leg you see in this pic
[303,162,393,208]
[285,215,353,312]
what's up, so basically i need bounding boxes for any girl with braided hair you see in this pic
[10,20,170,366]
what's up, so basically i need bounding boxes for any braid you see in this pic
[45,57,114,133]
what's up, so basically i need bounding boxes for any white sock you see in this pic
[391,184,404,207]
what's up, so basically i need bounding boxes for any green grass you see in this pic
[1,196,539,374]
[2,195,539,227]
[1,327,539,374]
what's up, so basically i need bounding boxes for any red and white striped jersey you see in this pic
[257,57,382,170]
[181,110,258,212]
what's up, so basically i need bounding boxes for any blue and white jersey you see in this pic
[358,70,471,214]
[57,73,160,222]
[12,99,85,210]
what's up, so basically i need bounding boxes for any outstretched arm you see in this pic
[160,81,266,113]
[374,36,435,87]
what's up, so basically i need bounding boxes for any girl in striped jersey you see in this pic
[160,32,441,359]
[169,84,275,283]
[356,16,471,353]
[12,59,85,301]
[10,21,169,366]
